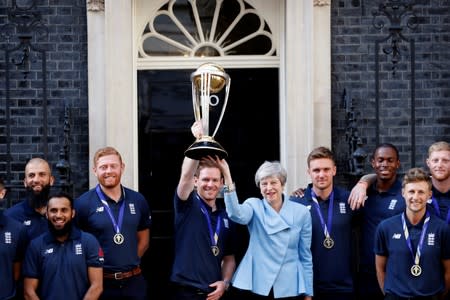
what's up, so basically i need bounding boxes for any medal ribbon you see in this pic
[197,195,221,250]
[401,212,430,266]
[95,185,125,235]
[311,190,334,239]
[430,195,450,224]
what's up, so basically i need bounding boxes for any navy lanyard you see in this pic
[95,184,125,235]
[196,195,221,249]
[401,212,430,266]
[311,190,334,239]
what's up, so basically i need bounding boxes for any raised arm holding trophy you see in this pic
[185,62,231,160]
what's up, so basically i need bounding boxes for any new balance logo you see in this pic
[392,233,401,239]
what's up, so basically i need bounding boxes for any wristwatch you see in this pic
[223,182,236,193]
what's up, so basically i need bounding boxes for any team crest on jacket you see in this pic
[388,199,398,210]
[428,233,435,246]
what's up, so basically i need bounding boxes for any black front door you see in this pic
[138,68,279,298]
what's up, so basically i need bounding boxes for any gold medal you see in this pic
[323,237,334,249]
[113,233,124,245]
[211,246,220,256]
[411,264,422,276]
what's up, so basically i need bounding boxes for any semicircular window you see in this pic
[138,0,275,57]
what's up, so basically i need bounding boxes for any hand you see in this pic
[348,181,368,210]
[291,187,305,198]
[207,280,227,300]
[191,121,203,139]
[203,156,232,184]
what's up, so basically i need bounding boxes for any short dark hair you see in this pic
[372,143,399,160]
[47,191,74,208]
[307,146,335,167]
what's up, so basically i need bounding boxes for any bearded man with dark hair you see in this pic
[5,157,54,240]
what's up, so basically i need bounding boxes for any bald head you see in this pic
[24,158,54,192]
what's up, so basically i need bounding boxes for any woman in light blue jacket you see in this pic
[211,158,313,300]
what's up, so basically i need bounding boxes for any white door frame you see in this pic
[86,0,331,194]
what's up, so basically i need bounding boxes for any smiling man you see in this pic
[170,121,235,300]
[290,147,356,300]
[375,168,450,300]
[354,143,406,300]
[5,158,55,240]
[23,192,103,300]
[426,141,450,224]
[75,147,152,300]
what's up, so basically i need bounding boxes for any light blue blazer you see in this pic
[224,192,313,298]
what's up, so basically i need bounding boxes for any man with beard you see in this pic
[23,192,104,300]
[5,158,54,240]
[75,147,151,300]
[426,141,450,224]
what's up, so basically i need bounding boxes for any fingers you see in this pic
[191,121,203,139]
[207,282,225,300]
[348,193,368,210]
[290,188,305,198]
[348,183,368,210]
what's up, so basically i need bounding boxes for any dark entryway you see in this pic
[138,68,279,298]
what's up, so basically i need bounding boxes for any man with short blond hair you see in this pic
[426,141,450,223]
[375,168,450,299]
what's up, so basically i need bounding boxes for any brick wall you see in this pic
[331,0,450,187]
[1,0,449,197]
[0,0,89,199]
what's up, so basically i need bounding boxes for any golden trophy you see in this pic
[185,63,231,160]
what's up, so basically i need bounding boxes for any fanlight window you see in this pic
[138,0,275,57]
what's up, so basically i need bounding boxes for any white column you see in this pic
[105,0,136,189]
[87,1,106,187]
[313,0,332,148]
[283,0,315,194]
[87,0,137,189]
